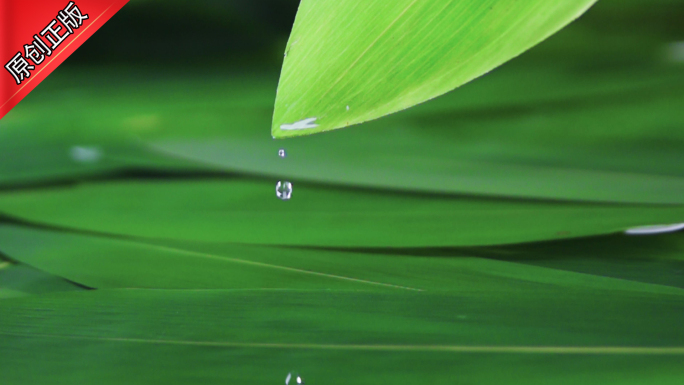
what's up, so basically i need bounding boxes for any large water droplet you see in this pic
[285,372,304,385]
[278,149,287,158]
[276,181,293,200]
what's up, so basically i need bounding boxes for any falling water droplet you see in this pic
[278,149,287,158]
[276,181,293,200]
[285,372,304,385]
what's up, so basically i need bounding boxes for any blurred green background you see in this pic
[1,0,684,384]
[68,0,301,69]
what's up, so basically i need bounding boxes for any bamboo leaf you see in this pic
[0,225,412,292]
[272,0,597,138]
[0,262,83,299]
[0,69,219,187]
[1,180,684,247]
[1,288,683,384]
[6,57,684,203]
[484,232,684,289]
[0,117,203,187]
[2,225,682,295]
[155,65,684,204]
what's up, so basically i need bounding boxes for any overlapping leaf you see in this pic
[3,48,684,203]
[0,1,683,384]
[2,225,683,295]
[1,180,684,247]
[158,65,684,204]
[0,262,83,299]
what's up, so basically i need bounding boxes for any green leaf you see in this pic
[484,232,684,289]
[0,262,83,299]
[0,69,224,187]
[154,65,684,204]
[0,113,203,187]
[2,225,682,295]
[272,0,597,137]
[0,225,411,292]
[1,180,684,247]
[1,289,683,384]
[7,57,684,203]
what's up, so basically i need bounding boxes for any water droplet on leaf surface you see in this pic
[70,146,102,163]
[278,149,287,158]
[285,372,304,385]
[276,181,293,200]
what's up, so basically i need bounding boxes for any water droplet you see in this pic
[276,181,293,200]
[70,146,102,163]
[285,372,304,385]
[346,105,350,111]
[278,149,287,158]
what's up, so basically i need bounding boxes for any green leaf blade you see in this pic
[272,0,597,138]
[3,225,683,295]
[1,180,684,247]
[2,288,684,384]
[0,262,84,299]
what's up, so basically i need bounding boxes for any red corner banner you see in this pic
[0,0,128,120]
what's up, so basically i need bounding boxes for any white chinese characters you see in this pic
[24,35,53,66]
[4,1,89,85]
[4,54,35,85]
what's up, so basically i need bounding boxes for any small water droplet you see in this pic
[70,146,102,163]
[346,105,350,111]
[285,372,304,385]
[278,149,287,158]
[276,181,293,200]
